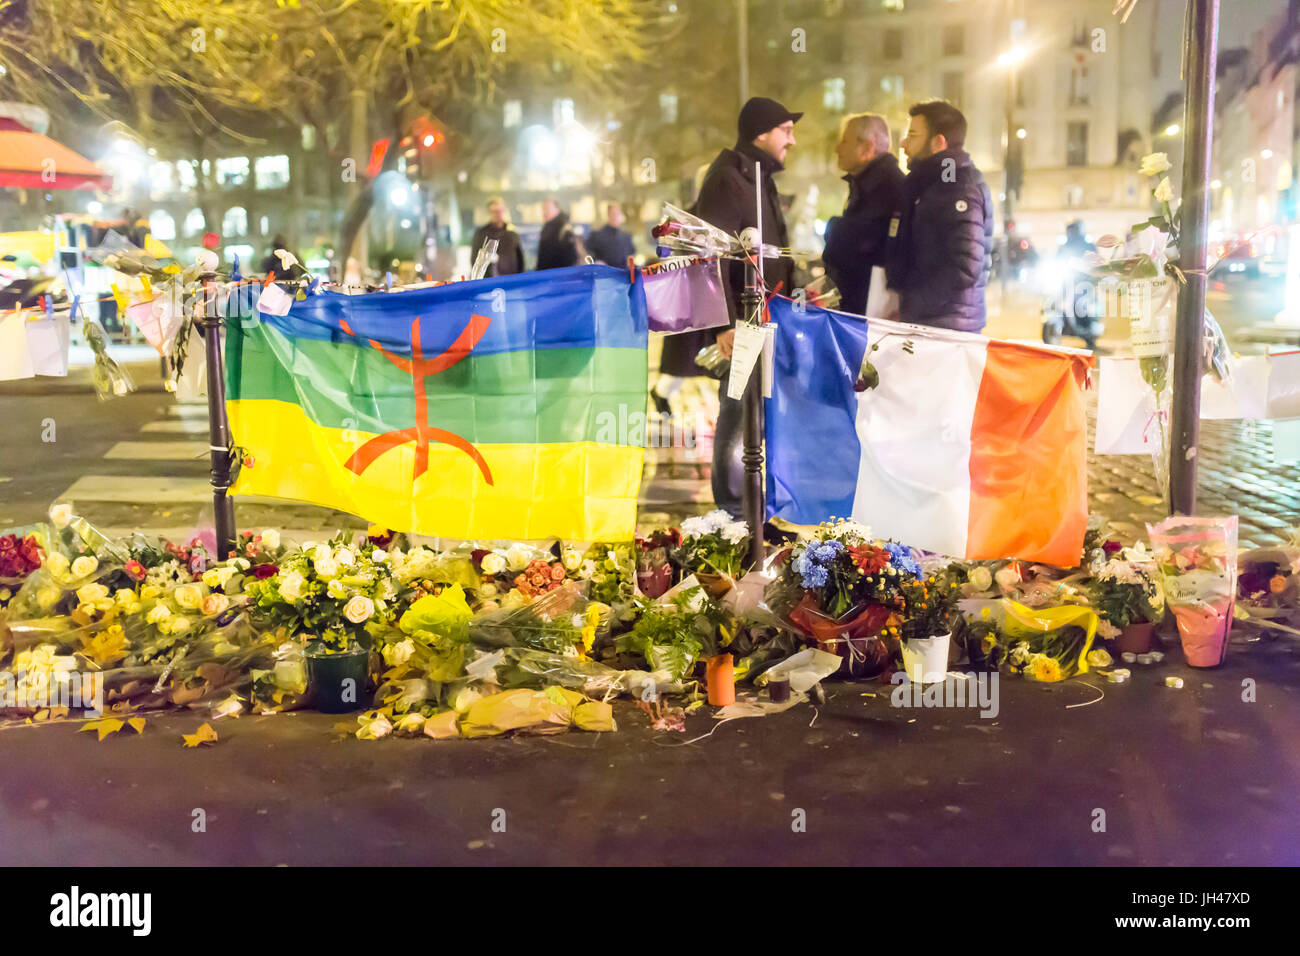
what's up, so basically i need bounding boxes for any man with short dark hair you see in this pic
[694,95,800,517]
[586,203,636,266]
[535,198,583,270]
[823,112,905,315]
[470,197,526,276]
[887,99,993,332]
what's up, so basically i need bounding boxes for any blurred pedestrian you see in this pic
[260,234,303,277]
[822,112,904,316]
[535,198,583,270]
[694,95,800,517]
[886,99,993,332]
[586,202,636,266]
[470,197,526,276]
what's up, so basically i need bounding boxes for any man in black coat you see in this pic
[693,95,800,517]
[586,203,636,266]
[822,112,905,316]
[470,197,526,276]
[535,198,583,270]
[887,99,994,332]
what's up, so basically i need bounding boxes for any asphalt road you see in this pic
[0,632,1296,866]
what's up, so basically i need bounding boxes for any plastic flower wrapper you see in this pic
[1235,543,1300,633]
[578,542,635,606]
[469,581,591,657]
[392,544,479,591]
[1147,515,1238,667]
[996,599,1099,681]
[653,203,751,260]
[674,510,749,590]
[78,308,135,401]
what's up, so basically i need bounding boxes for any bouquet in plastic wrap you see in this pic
[1148,515,1238,667]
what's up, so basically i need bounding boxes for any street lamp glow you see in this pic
[997,45,1029,69]
[1261,148,1273,159]
[422,133,435,147]
[1211,179,1222,189]
[1015,127,1027,140]
[86,201,102,215]
[1164,124,1180,136]
[389,186,409,206]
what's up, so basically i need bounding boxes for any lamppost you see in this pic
[996,45,1028,290]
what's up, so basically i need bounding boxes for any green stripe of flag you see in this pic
[226,323,649,445]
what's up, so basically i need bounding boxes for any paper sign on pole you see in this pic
[726,321,766,401]
[26,312,70,376]
[762,322,777,398]
[0,311,35,380]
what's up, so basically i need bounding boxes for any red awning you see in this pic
[0,129,112,190]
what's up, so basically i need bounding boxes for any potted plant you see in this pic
[1088,558,1164,653]
[767,520,914,678]
[674,510,749,597]
[1148,516,1238,668]
[894,573,960,684]
[244,534,398,712]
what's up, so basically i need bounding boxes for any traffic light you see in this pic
[400,115,450,180]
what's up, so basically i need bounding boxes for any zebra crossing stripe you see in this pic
[142,419,208,434]
[104,441,207,461]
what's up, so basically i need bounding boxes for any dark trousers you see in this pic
[711,377,745,517]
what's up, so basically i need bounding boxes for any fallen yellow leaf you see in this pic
[181,722,219,748]
[79,717,125,741]
[127,718,145,734]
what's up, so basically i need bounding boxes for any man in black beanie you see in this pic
[691,95,800,518]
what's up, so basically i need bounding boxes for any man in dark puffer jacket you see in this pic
[887,99,993,333]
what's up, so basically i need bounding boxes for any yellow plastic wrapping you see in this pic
[1000,599,1099,678]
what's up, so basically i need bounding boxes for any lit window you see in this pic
[823,78,846,111]
[176,161,197,190]
[260,215,270,235]
[254,154,290,189]
[659,93,679,124]
[504,100,522,128]
[216,156,249,187]
[222,206,248,237]
[301,125,317,150]
[148,162,174,201]
[881,75,904,101]
[553,98,575,126]
[883,0,904,10]
[183,208,205,235]
[148,210,176,242]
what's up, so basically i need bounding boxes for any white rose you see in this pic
[76,582,109,605]
[314,557,339,579]
[71,555,98,578]
[114,588,136,606]
[260,529,280,550]
[169,615,191,633]
[49,502,73,529]
[1139,152,1172,177]
[202,568,222,589]
[561,549,584,571]
[313,543,332,564]
[278,570,305,602]
[1153,176,1174,204]
[326,579,347,599]
[994,565,1021,592]
[344,595,375,624]
[505,544,532,572]
[382,638,415,667]
[370,548,388,564]
[36,585,61,610]
[146,604,171,624]
[968,566,993,592]
[334,547,356,567]
[481,552,507,575]
[201,593,229,616]
[480,582,499,598]
[174,583,204,610]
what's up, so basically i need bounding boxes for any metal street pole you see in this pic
[200,276,236,559]
[1002,67,1014,295]
[737,0,749,109]
[1169,0,1219,516]
[740,260,765,571]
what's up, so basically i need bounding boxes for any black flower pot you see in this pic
[306,644,369,713]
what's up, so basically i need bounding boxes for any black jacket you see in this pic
[887,147,993,332]
[586,224,635,266]
[535,212,582,270]
[693,142,794,330]
[470,222,526,276]
[822,152,905,315]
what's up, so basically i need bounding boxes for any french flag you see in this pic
[765,297,1093,566]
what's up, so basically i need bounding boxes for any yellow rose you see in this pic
[202,568,222,589]
[76,582,110,606]
[1153,176,1174,204]
[201,593,230,616]
[71,555,98,578]
[1138,152,1171,177]
[169,616,192,634]
[173,584,204,610]
[36,585,62,610]
[140,585,162,601]
[44,552,70,576]
[146,604,171,624]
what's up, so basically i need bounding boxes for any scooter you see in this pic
[1040,259,1103,351]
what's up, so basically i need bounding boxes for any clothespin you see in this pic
[384,272,393,291]
[425,273,432,282]
[307,276,320,295]
[140,275,152,298]
[109,283,128,311]
[69,295,81,322]
[232,253,242,282]
[41,295,51,318]
[263,270,277,288]
[626,255,637,285]
[762,280,785,323]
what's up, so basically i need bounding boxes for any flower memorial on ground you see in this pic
[0,505,1288,741]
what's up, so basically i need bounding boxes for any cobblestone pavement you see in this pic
[639,392,1300,552]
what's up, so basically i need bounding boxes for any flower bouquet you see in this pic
[983,600,1100,682]
[1148,515,1238,667]
[892,571,962,683]
[1235,540,1300,636]
[1088,557,1165,652]
[0,532,45,610]
[767,520,916,678]
[675,510,750,597]
[635,529,681,599]
[578,542,635,605]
